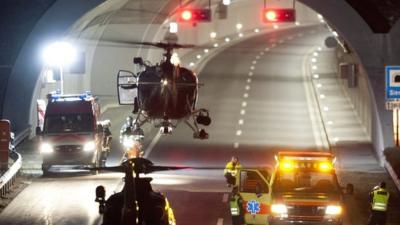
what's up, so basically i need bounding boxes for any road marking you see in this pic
[302,48,326,149]
[222,193,229,203]
[217,218,224,225]
[143,132,162,158]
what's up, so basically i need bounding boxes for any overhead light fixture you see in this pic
[236,23,243,30]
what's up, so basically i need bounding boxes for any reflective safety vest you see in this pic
[224,162,242,176]
[230,195,241,216]
[372,188,389,211]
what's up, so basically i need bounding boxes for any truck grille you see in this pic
[55,145,83,153]
[287,205,325,220]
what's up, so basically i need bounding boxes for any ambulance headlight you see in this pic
[40,143,54,154]
[325,205,342,215]
[271,204,288,214]
[84,141,96,152]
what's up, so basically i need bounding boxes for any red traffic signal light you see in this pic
[262,8,296,22]
[178,8,211,22]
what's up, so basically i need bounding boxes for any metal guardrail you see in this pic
[0,151,22,197]
[0,126,30,197]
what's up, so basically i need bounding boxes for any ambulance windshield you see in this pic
[44,114,94,133]
[273,170,338,193]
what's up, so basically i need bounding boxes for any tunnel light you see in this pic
[210,32,217,39]
[311,58,317,63]
[323,106,329,111]
[273,24,279,29]
[236,23,243,30]
[204,49,209,53]
[238,33,244,38]
[317,47,322,51]
[254,28,260,33]
[42,41,77,67]
[313,74,319,79]
[328,121,333,125]
[312,65,318,70]
[320,94,325,99]
[223,0,231,5]
[213,43,219,48]
[334,137,340,142]
[295,21,300,26]
[240,109,246,115]
[169,22,178,33]
[236,130,242,136]
[189,62,195,67]
[317,83,322,88]
[313,52,319,57]
[332,31,339,37]
[225,37,230,42]
[317,14,323,19]
[196,54,202,59]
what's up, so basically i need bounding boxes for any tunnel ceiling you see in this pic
[80,0,400,34]
[346,0,400,33]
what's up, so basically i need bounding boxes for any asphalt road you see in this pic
[2,25,395,225]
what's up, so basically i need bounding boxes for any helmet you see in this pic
[126,116,133,126]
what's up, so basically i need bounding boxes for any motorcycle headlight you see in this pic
[40,143,54,154]
[123,137,135,148]
[325,205,342,215]
[271,204,288,214]
[84,141,96,152]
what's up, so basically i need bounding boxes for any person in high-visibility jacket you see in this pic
[230,186,244,225]
[224,156,242,186]
[368,181,390,225]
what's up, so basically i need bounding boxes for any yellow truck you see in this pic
[235,151,352,225]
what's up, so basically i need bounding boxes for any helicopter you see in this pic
[117,42,211,140]
[94,158,186,225]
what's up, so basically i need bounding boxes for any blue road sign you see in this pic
[246,200,261,215]
[386,66,400,101]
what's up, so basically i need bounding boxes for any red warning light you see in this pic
[262,8,296,23]
[181,10,193,21]
[265,10,278,22]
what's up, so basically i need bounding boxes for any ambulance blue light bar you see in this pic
[48,91,93,102]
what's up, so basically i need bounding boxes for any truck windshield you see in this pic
[44,114,94,133]
[273,170,338,193]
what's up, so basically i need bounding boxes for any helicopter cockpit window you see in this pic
[117,70,137,105]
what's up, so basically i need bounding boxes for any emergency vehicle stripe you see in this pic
[243,202,270,214]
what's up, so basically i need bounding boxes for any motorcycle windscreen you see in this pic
[117,70,137,105]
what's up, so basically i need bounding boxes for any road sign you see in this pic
[386,66,400,101]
